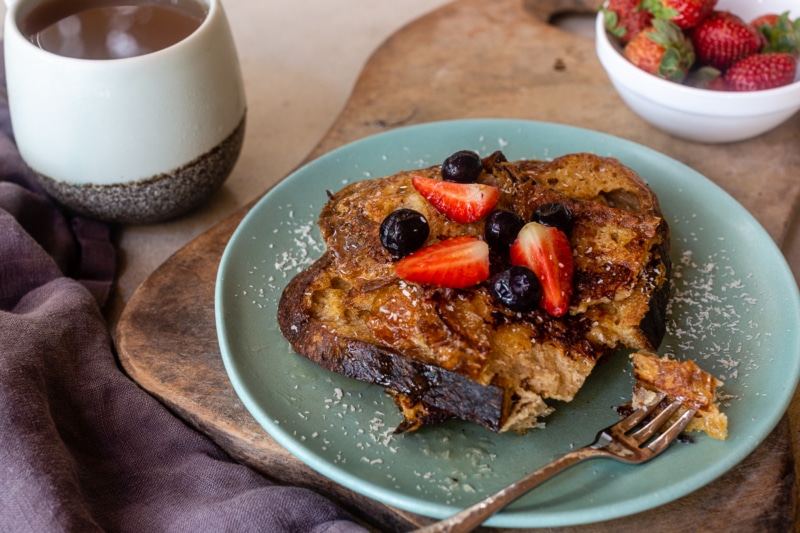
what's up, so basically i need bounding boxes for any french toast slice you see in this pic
[278,151,671,433]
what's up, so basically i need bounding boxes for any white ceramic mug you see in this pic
[3,0,246,223]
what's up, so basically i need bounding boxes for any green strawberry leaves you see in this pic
[602,8,628,39]
[640,0,680,21]
[756,11,800,56]
[646,18,696,81]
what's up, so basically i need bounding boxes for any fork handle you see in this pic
[413,447,598,533]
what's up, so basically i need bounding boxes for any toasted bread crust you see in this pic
[278,152,671,433]
[279,253,507,431]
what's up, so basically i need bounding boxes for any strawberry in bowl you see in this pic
[605,0,798,90]
[595,0,800,142]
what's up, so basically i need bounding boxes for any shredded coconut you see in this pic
[229,152,772,503]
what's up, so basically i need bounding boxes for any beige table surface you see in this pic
[3,1,799,529]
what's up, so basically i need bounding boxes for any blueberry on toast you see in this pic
[278,151,671,433]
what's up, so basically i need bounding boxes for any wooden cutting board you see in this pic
[115,0,800,531]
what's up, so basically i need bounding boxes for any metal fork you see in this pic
[414,393,697,533]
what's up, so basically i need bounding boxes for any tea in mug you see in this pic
[21,0,207,60]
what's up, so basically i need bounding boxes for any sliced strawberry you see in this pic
[394,236,489,289]
[411,174,499,224]
[509,222,574,317]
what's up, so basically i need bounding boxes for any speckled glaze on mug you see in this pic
[4,0,247,223]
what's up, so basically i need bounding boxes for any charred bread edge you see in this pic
[638,233,671,348]
[278,253,506,432]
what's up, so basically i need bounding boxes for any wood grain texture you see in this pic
[115,0,799,530]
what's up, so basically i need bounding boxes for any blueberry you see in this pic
[441,150,483,183]
[490,266,542,312]
[380,208,429,259]
[484,210,524,253]
[532,202,574,235]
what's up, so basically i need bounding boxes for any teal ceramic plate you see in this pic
[215,119,800,528]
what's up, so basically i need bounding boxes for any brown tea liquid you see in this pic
[22,0,207,60]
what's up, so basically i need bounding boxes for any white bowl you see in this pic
[595,0,800,143]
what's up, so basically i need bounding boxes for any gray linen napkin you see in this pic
[0,48,366,533]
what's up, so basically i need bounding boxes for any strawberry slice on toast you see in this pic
[394,235,490,289]
[510,222,574,317]
[411,174,499,224]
